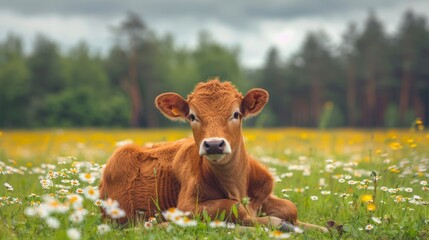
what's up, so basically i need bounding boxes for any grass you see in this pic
[0,127,428,239]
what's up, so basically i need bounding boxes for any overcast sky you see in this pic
[1,0,428,67]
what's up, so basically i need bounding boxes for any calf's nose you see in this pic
[203,139,225,154]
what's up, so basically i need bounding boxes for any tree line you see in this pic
[1,10,428,128]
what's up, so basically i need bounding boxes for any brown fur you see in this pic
[99,79,326,232]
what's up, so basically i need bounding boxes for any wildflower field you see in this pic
[0,127,428,239]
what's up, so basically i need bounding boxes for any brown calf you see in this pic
[99,79,327,232]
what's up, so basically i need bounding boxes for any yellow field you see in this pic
[1,128,428,164]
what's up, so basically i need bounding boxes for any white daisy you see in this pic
[365,224,374,231]
[79,172,95,184]
[97,224,111,234]
[107,207,126,219]
[175,217,197,227]
[4,182,13,191]
[162,208,185,221]
[102,198,119,211]
[84,186,99,201]
[67,194,83,209]
[269,230,291,239]
[94,199,103,206]
[209,220,226,228]
[46,217,60,229]
[69,212,85,224]
[67,228,81,240]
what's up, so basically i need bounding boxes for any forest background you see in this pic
[1,10,429,129]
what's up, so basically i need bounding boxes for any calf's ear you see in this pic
[241,88,269,118]
[155,93,189,121]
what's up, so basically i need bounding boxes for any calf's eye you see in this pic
[233,112,240,119]
[188,114,196,122]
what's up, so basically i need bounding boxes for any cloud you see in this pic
[0,0,428,67]
[0,0,422,26]
[0,10,119,54]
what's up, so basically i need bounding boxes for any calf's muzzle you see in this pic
[198,137,232,162]
[203,139,226,154]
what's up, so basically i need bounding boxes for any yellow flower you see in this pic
[415,119,423,125]
[360,194,373,203]
[389,142,402,150]
[367,203,376,211]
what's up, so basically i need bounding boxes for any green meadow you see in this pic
[0,128,428,239]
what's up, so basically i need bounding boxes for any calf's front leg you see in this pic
[261,195,298,224]
[262,195,328,233]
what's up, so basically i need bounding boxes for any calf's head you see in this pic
[156,79,268,164]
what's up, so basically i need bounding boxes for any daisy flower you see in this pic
[226,223,235,229]
[371,217,382,224]
[70,180,80,187]
[69,212,85,224]
[29,200,40,206]
[24,207,36,216]
[162,208,185,221]
[84,186,99,201]
[67,228,81,240]
[42,195,69,214]
[28,193,39,198]
[175,217,197,227]
[94,199,103,206]
[67,194,83,209]
[46,217,60,229]
[74,207,88,216]
[97,224,111,234]
[144,221,154,229]
[79,172,96,184]
[4,182,13,191]
[107,207,126,219]
[69,168,80,174]
[102,198,119,211]
[209,220,226,228]
[365,224,374,231]
[388,188,398,194]
[40,179,53,189]
[269,230,291,239]
[57,189,69,195]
